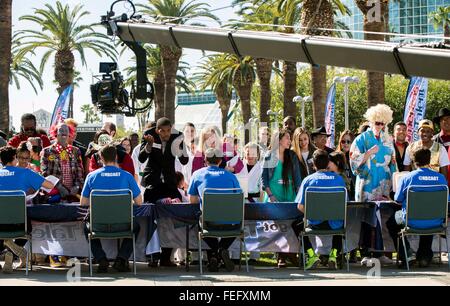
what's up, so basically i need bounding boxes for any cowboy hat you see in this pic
[433,108,450,125]
[311,126,331,138]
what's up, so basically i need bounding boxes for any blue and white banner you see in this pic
[50,84,73,130]
[325,83,337,148]
[403,77,428,143]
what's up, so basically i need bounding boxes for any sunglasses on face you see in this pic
[341,140,352,145]
[375,122,385,126]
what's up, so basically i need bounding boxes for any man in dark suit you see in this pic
[139,117,189,202]
[138,117,188,267]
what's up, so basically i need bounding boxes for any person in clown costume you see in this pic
[41,122,84,267]
[349,103,398,266]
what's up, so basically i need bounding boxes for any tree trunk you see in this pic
[357,0,387,106]
[160,45,182,123]
[301,0,333,128]
[0,0,12,132]
[234,70,254,143]
[154,68,165,121]
[255,58,273,125]
[55,49,75,119]
[311,66,327,126]
[445,24,450,44]
[216,82,232,134]
[283,61,297,119]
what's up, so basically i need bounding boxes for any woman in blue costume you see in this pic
[350,104,398,265]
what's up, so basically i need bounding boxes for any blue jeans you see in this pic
[84,221,140,262]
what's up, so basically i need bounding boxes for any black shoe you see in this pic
[248,259,257,265]
[219,249,235,272]
[113,258,130,272]
[349,250,358,263]
[97,258,109,273]
[148,260,159,268]
[319,255,329,267]
[286,253,299,266]
[207,257,219,272]
[160,260,177,267]
[418,258,431,268]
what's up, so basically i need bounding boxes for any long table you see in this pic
[26,202,449,270]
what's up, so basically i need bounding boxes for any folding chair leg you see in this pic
[242,237,249,273]
[198,232,203,275]
[446,234,450,271]
[343,236,349,272]
[438,234,442,267]
[133,236,136,276]
[239,237,242,271]
[89,237,93,277]
[401,234,409,271]
[396,236,400,266]
[30,239,33,272]
[301,235,306,272]
[26,239,30,276]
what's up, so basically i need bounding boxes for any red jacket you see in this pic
[8,133,51,148]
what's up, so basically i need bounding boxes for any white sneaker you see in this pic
[360,256,371,266]
[379,255,393,265]
[3,252,14,274]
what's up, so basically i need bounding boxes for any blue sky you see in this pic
[10,0,237,130]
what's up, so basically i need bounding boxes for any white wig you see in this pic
[364,104,393,125]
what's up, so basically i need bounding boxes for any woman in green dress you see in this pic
[262,128,302,267]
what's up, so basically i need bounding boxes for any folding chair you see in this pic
[299,186,349,271]
[198,188,248,274]
[0,190,31,276]
[88,189,137,276]
[396,184,449,271]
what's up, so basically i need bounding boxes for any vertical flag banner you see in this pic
[325,83,337,148]
[50,84,73,130]
[403,77,428,143]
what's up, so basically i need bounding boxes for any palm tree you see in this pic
[17,1,117,118]
[275,0,303,120]
[139,0,220,123]
[231,1,280,124]
[429,6,450,43]
[254,0,349,127]
[230,55,256,141]
[300,0,348,127]
[196,54,255,138]
[9,34,44,94]
[123,44,195,121]
[0,0,12,132]
[356,0,389,107]
[81,104,100,124]
[195,54,234,134]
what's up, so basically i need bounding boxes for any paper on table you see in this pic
[25,190,39,202]
[25,175,60,202]
[41,175,59,193]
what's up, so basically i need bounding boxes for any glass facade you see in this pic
[337,0,450,42]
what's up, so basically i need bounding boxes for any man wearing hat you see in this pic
[432,108,450,185]
[432,108,450,151]
[311,126,334,154]
[403,119,449,179]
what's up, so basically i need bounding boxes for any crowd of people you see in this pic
[0,104,449,274]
